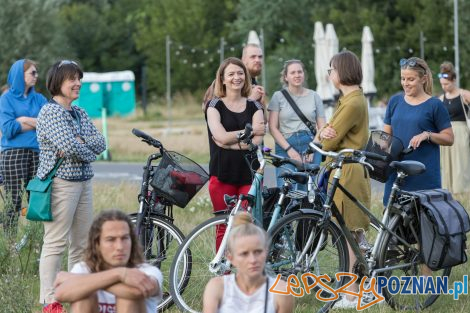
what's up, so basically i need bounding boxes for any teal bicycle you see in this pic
[168,124,322,312]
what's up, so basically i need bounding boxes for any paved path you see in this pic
[93,162,385,193]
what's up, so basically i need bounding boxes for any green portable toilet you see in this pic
[75,71,136,118]
[74,73,104,118]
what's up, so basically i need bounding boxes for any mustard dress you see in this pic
[321,89,371,231]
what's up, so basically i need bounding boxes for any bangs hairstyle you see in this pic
[46,60,83,97]
[330,50,362,86]
[227,212,269,254]
[84,210,144,273]
[214,57,251,98]
[439,61,456,80]
[23,59,37,72]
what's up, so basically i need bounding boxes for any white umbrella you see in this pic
[314,22,333,104]
[247,30,261,46]
[361,26,377,96]
[325,24,339,98]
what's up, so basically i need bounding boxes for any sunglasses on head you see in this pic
[438,73,450,79]
[58,60,78,68]
[399,58,426,73]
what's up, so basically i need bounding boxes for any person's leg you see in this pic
[39,178,81,304]
[68,179,93,271]
[208,176,238,250]
[1,149,28,235]
[70,293,99,313]
[115,297,146,313]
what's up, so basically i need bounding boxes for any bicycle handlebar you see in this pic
[132,128,163,150]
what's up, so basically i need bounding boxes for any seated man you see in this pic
[54,210,162,313]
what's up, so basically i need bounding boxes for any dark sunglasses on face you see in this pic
[29,71,38,77]
[58,60,78,68]
[399,58,427,73]
[438,73,450,79]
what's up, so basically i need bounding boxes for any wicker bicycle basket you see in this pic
[364,130,404,183]
[150,150,209,208]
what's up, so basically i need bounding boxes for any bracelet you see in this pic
[285,145,292,152]
[238,142,242,150]
[426,131,432,142]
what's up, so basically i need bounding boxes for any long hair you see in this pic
[401,57,433,96]
[84,210,144,272]
[213,57,251,98]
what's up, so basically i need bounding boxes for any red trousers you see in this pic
[208,176,251,250]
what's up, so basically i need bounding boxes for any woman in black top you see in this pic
[205,57,264,249]
[438,61,470,195]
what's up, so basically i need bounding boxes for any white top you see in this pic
[219,274,275,313]
[71,262,163,313]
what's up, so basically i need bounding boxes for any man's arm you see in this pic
[54,267,158,302]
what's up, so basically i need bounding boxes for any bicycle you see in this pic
[267,141,452,312]
[169,124,327,313]
[130,128,209,311]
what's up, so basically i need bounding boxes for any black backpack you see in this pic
[411,189,470,270]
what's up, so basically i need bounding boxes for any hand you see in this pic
[76,136,85,144]
[303,153,313,163]
[320,125,337,140]
[287,148,302,162]
[56,150,65,158]
[409,132,429,149]
[54,271,74,288]
[121,268,156,298]
[250,85,265,102]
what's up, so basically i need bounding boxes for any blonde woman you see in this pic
[202,213,294,313]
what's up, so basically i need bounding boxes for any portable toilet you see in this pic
[75,71,136,118]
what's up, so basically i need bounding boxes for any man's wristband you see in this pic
[285,145,292,152]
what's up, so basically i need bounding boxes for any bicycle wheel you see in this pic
[376,214,451,310]
[267,210,349,312]
[169,215,229,313]
[130,213,191,311]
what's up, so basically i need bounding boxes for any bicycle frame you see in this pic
[303,143,421,279]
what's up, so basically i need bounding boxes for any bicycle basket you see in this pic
[364,130,404,183]
[150,150,209,208]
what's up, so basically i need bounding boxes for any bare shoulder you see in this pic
[205,276,224,295]
[461,88,470,104]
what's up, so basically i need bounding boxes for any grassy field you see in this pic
[0,98,469,312]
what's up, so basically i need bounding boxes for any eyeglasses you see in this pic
[28,71,38,77]
[399,58,426,73]
[438,73,450,79]
[327,68,333,75]
[58,60,78,68]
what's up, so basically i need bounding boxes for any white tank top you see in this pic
[219,274,276,313]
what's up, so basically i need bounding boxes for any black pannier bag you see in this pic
[364,130,404,183]
[262,187,281,230]
[411,189,470,270]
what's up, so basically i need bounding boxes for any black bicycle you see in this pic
[130,128,209,311]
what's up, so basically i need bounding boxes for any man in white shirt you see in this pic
[54,210,163,313]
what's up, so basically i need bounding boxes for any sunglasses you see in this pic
[58,60,78,68]
[438,73,450,79]
[29,70,38,77]
[399,58,426,73]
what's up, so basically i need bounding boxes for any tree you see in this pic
[0,0,69,92]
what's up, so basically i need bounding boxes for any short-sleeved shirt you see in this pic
[206,98,263,185]
[267,89,325,138]
[71,262,163,313]
[383,94,451,203]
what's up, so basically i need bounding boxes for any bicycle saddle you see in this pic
[390,160,426,176]
[279,171,309,185]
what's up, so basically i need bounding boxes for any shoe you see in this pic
[333,297,357,309]
[43,302,67,313]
